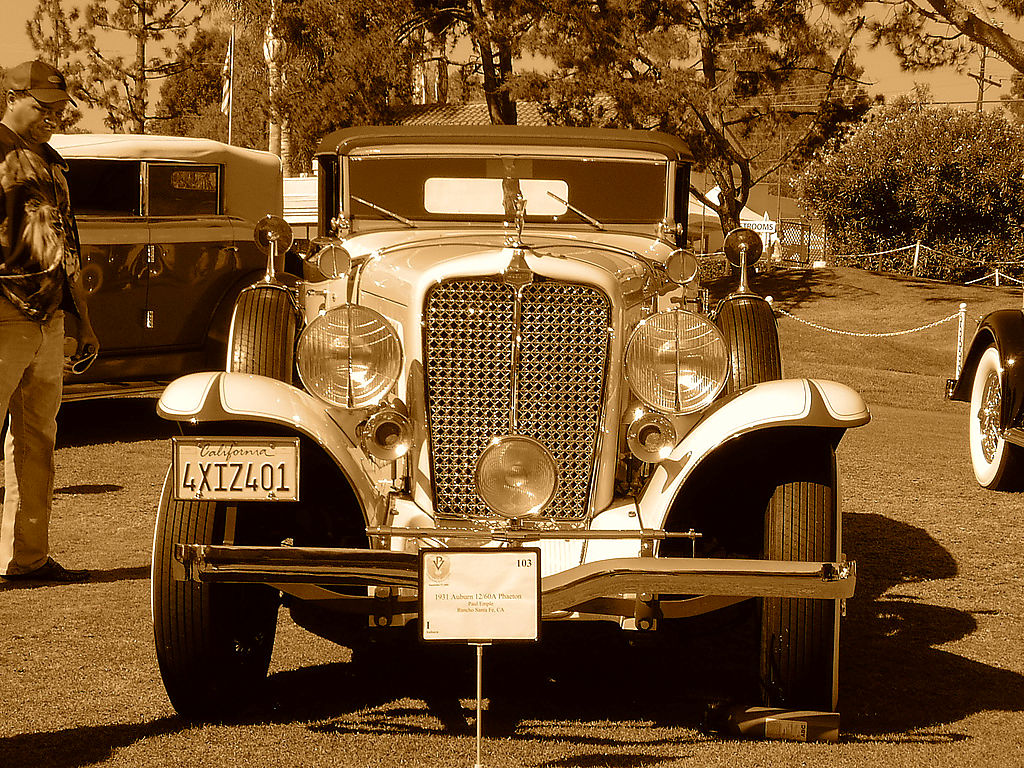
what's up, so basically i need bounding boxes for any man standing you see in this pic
[0,60,98,583]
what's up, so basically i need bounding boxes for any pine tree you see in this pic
[25,0,86,131]
[75,0,206,133]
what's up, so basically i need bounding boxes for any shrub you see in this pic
[796,99,1024,282]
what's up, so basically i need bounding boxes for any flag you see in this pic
[220,33,233,116]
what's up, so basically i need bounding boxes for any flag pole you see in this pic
[227,24,235,145]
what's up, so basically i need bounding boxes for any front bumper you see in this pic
[173,543,855,620]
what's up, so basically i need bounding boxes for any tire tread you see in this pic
[716,295,782,392]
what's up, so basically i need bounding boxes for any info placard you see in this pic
[419,548,541,642]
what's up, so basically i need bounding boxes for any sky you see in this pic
[0,0,1019,132]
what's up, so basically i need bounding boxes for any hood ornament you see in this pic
[503,184,527,248]
[503,186,533,287]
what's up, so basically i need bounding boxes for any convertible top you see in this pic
[49,134,283,221]
[316,125,694,162]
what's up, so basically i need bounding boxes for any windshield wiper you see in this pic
[351,195,416,228]
[547,191,604,231]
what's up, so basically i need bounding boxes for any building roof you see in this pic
[398,101,548,127]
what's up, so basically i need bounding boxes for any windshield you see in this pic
[347,155,667,225]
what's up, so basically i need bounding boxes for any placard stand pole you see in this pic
[472,642,489,768]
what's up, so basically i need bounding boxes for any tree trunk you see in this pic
[134,3,147,133]
[470,0,516,125]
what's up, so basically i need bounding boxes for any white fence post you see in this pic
[956,302,967,379]
[913,241,921,276]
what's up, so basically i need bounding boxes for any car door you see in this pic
[143,162,238,349]
[66,158,149,354]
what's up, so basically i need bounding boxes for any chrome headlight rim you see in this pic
[624,309,729,415]
[296,305,403,409]
[474,434,560,519]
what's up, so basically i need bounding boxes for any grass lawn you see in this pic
[1,265,1022,767]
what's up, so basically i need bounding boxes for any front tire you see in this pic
[715,294,782,393]
[152,470,280,720]
[969,345,1024,490]
[760,443,840,711]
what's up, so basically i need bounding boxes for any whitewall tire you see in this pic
[969,345,1023,490]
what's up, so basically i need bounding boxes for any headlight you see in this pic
[625,310,728,414]
[297,306,402,408]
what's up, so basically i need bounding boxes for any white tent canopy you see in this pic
[689,186,763,222]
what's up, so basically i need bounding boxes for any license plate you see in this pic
[172,437,299,501]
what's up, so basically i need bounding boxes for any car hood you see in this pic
[343,228,673,310]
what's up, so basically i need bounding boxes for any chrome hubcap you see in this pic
[978,371,1002,463]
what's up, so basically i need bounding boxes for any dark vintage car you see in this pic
[50,134,283,400]
[947,302,1024,489]
[151,126,868,725]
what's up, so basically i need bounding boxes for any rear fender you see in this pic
[637,378,868,530]
[949,310,1024,429]
[157,371,384,523]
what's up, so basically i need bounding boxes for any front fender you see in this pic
[950,309,1024,430]
[157,371,383,521]
[637,378,869,530]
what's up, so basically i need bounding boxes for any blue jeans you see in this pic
[0,295,64,575]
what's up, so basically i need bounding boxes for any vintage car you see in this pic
[151,126,869,722]
[947,302,1024,489]
[50,134,283,400]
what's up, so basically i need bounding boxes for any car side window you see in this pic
[66,159,142,216]
[147,163,221,217]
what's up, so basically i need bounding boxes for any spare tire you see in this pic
[716,294,782,393]
[227,285,297,381]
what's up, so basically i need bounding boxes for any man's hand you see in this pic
[66,322,100,375]
[75,322,99,358]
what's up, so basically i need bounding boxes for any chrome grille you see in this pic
[425,278,611,520]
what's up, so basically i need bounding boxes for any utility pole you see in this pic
[968,46,1002,112]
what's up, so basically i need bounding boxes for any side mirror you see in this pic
[253,215,293,284]
[306,237,351,279]
[723,227,763,295]
[254,215,294,255]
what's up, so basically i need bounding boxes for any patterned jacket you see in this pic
[0,123,82,322]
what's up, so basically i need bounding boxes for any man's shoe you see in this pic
[2,557,90,583]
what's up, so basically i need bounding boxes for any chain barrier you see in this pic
[773,305,962,338]
[774,301,970,377]
[823,244,917,261]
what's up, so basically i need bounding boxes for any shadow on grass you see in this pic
[0,513,1019,764]
[839,512,1024,738]
[217,511,1020,745]
[55,484,124,495]
[0,565,149,591]
[0,718,180,768]
[56,398,176,448]
[705,266,842,309]
[264,511,1021,742]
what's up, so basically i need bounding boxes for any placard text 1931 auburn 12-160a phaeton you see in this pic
[150,126,869,725]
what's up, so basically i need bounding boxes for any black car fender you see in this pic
[951,309,1024,430]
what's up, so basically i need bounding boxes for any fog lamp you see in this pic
[474,436,558,518]
[626,411,677,463]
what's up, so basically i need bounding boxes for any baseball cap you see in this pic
[4,60,76,106]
